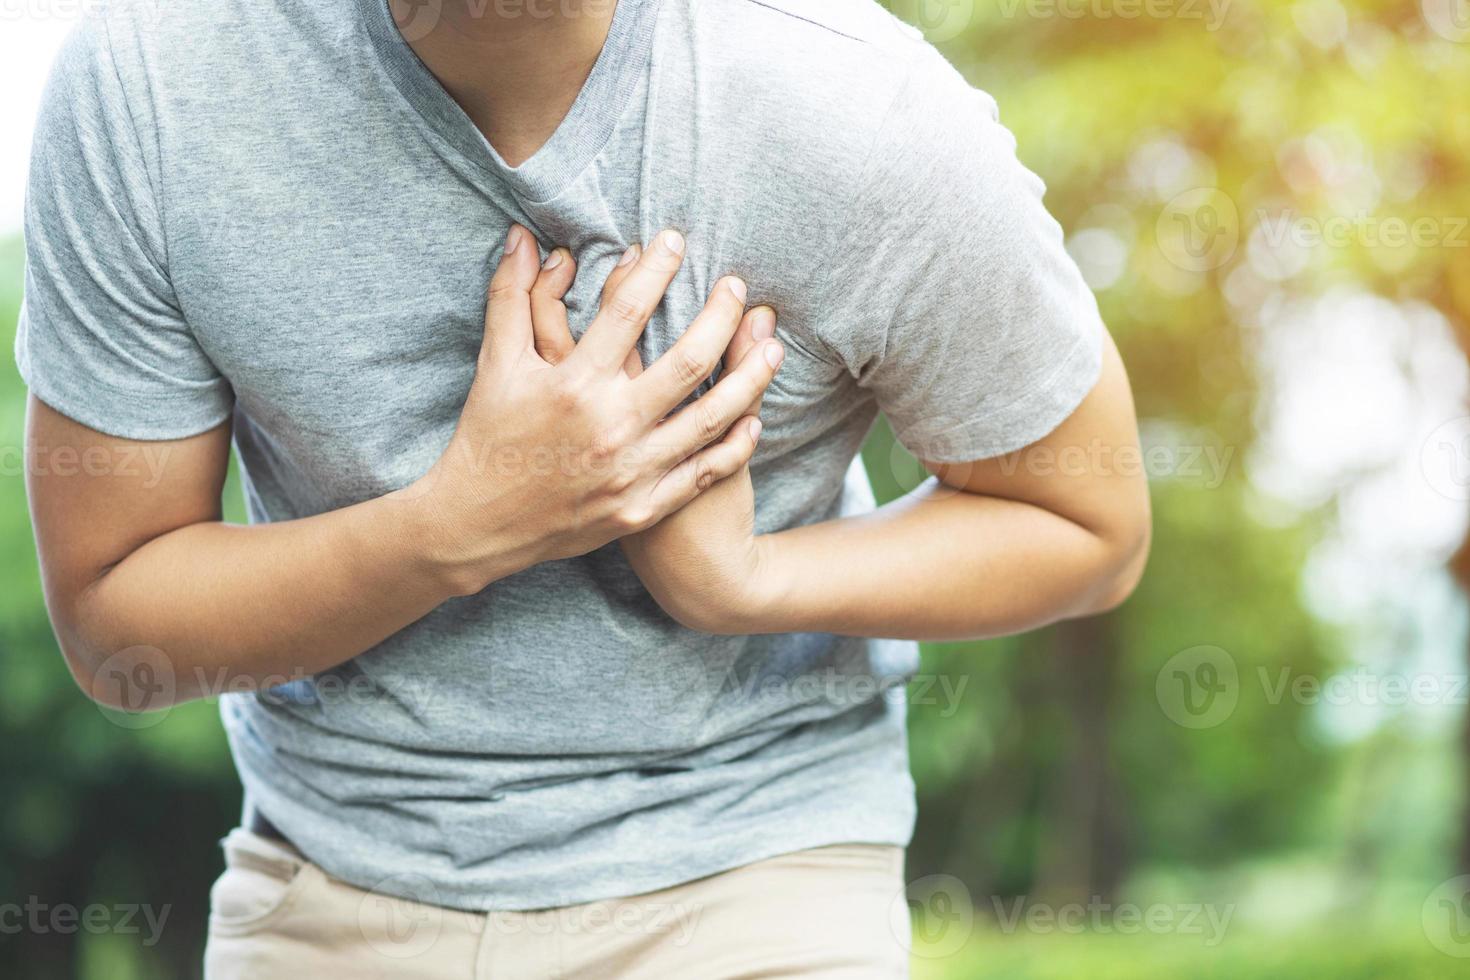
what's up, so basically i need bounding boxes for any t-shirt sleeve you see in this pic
[821,51,1105,464]
[15,21,233,441]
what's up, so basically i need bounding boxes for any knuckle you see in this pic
[587,432,618,462]
[605,466,638,495]
[694,457,717,492]
[588,420,634,461]
[486,278,521,303]
[672,347,712,390]
[550,375,584,409]
[604,294,646,327]
[616,503,654,532]
[695,403,726,443]
[642,249,682,274]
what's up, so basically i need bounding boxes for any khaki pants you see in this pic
[204,829,911,978]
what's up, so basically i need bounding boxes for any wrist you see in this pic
[720,533,798,635]
[381,471,534,599]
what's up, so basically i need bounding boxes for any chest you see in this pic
[167,176,854,506]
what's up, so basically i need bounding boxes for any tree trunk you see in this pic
[1034,615,1130,902]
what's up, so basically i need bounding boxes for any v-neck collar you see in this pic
[356,0,661,203]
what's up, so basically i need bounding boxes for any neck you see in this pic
[391,0,619,166]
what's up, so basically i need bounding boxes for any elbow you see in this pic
[1082,494,1152,617]
[52,611,183,713]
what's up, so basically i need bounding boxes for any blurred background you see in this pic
[4,0,1470,976]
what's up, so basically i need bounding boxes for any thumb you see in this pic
[481,225,541,365]
[726,305,776,410]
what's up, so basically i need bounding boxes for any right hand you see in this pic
[408,224,774,596]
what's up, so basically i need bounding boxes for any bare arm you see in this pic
[747,333,1151,640]
[25,399,460,706]
[626,328,1152,641]
[27,226,774,708]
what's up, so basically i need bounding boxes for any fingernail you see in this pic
[617,243,640,267]
[764,342,784,369]
[505,226,523,256]
[543,249,564,270]
[748,418,763,441]
[660,230,685,255]
[752,308,776,340]
[727,277,747,304]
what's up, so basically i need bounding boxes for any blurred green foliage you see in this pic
[4,0,1470,975]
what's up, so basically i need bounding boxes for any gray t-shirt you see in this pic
[17,0,1104,910]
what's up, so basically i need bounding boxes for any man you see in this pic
[19,0,1150,975]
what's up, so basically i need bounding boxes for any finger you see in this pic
[634,276,748,421]
[530,247,577,365]
[571,229,685,374]
[600,243,640,306]
[482,224,542,365]
[726,306,777,414]
[622,346,645,379]
[646,337,783,467]
[648,416,763,516]
[600,244,644,378]
[726,305,775,374]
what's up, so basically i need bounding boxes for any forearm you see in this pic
[63,491,471,706]
[749,478,1148,642]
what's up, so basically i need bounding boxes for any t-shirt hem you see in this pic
[260,807,916,914]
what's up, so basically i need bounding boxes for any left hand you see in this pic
[529,242,784,634]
